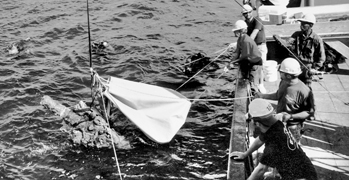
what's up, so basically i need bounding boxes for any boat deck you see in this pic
[263,50,349,179]
[227,8,349,179]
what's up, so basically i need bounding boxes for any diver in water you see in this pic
[91,41,115,55]
[7,37,32,55]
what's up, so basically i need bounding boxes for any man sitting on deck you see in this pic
[285,13,326,88]
[255,57,315,144]
[224,20,266,93]
[230,98,317,180]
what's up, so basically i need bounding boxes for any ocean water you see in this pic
[0,0,242,179]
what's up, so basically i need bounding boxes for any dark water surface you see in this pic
[0,0,243,179]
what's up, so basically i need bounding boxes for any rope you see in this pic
[176,46,229,90]
[284,126,299,151]
[180,47,230,67]
[86,0,92,68]
[315,80,349,105]
[191,71,226,103]
[95,76,123,180]
[189,96,252,102]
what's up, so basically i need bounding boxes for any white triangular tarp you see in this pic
[103,76,191,144]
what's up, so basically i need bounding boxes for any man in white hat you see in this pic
[230,98,317,180]
[286,13,326,88]
[255,57,315,143]
[225,20,266,93]
[242,4,268,65]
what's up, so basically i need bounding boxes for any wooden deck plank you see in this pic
[315,112,349,128]
[325,41,349,60]
[329,93,349,113]
[313,91,337,113]
[317,76,344,92]
[337,63,349,70]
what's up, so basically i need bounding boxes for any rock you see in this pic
[40,95,132,149]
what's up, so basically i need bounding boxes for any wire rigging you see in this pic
[86,0,92,68]
[85,1,123,178]
[176,46,230,91]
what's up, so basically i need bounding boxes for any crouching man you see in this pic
[225,20,266,93]
[230,98,317,180]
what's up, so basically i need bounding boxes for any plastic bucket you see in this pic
[263,60,278,82]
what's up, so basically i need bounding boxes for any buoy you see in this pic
[264,60,278,82]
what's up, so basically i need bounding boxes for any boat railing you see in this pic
[227,66,255,180]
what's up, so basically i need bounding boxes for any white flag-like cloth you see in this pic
[103,76,191,144]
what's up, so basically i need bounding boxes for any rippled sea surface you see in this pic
[0,0,245,179]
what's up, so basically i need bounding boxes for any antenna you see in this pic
[86,0,92,68]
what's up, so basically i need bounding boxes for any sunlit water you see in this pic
[0,0,244,179]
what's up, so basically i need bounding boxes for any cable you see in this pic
[180,47,230,67]
[176,46,229,90]
[93,75,124,180]
[86,0,92,68]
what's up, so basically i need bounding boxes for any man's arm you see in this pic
[230,136,264,159]
[283,90,315,122]
[226,43,241,67]
[250,29,259,41]
[255,92,278,100]
[282,111,312,123]
[247,162,268,180]
[314,37,326,69]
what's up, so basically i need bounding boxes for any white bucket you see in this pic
[263,60,278,82]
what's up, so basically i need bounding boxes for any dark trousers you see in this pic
[299,63,314,89]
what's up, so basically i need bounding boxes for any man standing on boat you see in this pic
[255,58,315,143]
[286,13,326,88]
[242,4,268,66]
[225,20,266,93]
[230,98,318,180]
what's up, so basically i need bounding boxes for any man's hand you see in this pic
[230,151,246,161]
[228,42,237,52]
[243,0,251,5]
[281,112,292,122]
[254,92,263,99]
[310,68,325,75]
